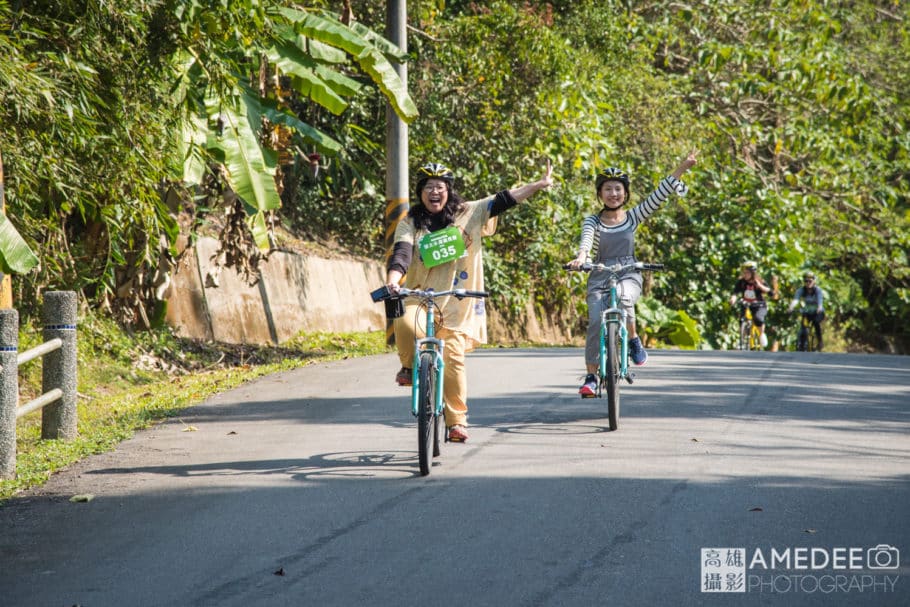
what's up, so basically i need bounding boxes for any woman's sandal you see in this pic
[447,425,469,443]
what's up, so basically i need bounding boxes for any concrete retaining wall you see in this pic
[165,237,386,344]
[165,236,575,346]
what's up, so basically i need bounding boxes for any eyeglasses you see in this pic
[423,185,447,193]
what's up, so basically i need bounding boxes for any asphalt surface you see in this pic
[0,348,908,606]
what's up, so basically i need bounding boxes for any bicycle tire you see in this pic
[417,351,437,476]
[739,319,751,351]
[606,322,621,431]
[432,410,442,457]
[806,326,818,352]
[750,325,762,350]
[796,326,808,352]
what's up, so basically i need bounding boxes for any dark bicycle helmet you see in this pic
[595,167,630,201]
[803,271,816,281]
[416,162,455,198]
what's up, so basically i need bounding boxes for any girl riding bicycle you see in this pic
[385,161,553,442]
[729,261,773,347]
[566,150,697,396]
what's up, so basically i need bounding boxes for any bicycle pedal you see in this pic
[625,374,635,384]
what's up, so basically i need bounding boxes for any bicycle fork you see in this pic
[599,306,631,383]
[411,337,446,417]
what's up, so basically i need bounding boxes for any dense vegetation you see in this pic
[2,0,908,352]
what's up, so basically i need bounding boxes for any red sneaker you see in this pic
[395,367,412,386]
[579,374,597,397]
[447,425,468,442]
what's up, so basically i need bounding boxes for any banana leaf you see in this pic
[280,8,418,122]
[212,89,281,249]
[0,213,39,274]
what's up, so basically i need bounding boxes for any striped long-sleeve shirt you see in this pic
[577,175,687,262]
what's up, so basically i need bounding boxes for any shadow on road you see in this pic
[1,349,907,607]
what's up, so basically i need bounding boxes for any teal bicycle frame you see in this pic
[567,260,663,430]
[397,287,488,418]
[599,284,630,390]
[411,304,446,419]
[380,286,488,476]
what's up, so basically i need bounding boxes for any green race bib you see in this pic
[418,226,466,268]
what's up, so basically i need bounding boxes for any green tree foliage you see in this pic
[1,0,176,319]
[634,0,910,349]
[168,2,417,248]
[401,0,909,351]
[1,0,415,322]
[406,2,694,325]
[3,0,908,352]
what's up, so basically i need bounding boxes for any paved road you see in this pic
[1,349,908,606]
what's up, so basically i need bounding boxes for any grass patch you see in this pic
[2,313,390,503]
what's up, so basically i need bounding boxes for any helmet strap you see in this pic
[600,204,626,218]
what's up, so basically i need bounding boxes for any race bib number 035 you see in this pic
[418,226,466,269]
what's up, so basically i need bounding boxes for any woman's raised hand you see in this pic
[539,158,554,190]
[672,149,698,179]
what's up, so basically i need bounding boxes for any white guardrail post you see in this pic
[0,307,19,479]
[40,291,77,440]
[0,292,78,480]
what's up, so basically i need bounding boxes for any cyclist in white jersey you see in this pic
[787,271,826,350]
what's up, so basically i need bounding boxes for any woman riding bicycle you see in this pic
[566,150,697,397]
[787,271,825,350]
[729,261,773,347]
[385,161,553,442]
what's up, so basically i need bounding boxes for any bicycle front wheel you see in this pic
[605,323,621,431]
[417,351,438,476]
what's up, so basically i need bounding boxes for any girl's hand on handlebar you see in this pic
[385,270,404,295]
[566,258,586,270]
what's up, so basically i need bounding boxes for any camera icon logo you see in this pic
[867,544,900,570]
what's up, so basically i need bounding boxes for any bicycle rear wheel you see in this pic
[432,411,442,457]
[739,319,751,350]
[417,351,438,476]
[806,327,818,352]
[796,326,808,351]
[605,323,621,431]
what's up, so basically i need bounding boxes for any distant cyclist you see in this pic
[729,260,773,347]
[787,271,825,350]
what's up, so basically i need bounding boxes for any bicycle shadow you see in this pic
[88,450,427,481]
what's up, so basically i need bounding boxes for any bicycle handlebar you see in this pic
[374,286,489,302]
[563,261,664,273]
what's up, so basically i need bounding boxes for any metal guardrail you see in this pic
[0,291,78,480]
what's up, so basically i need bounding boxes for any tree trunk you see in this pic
[0,149,12,309]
